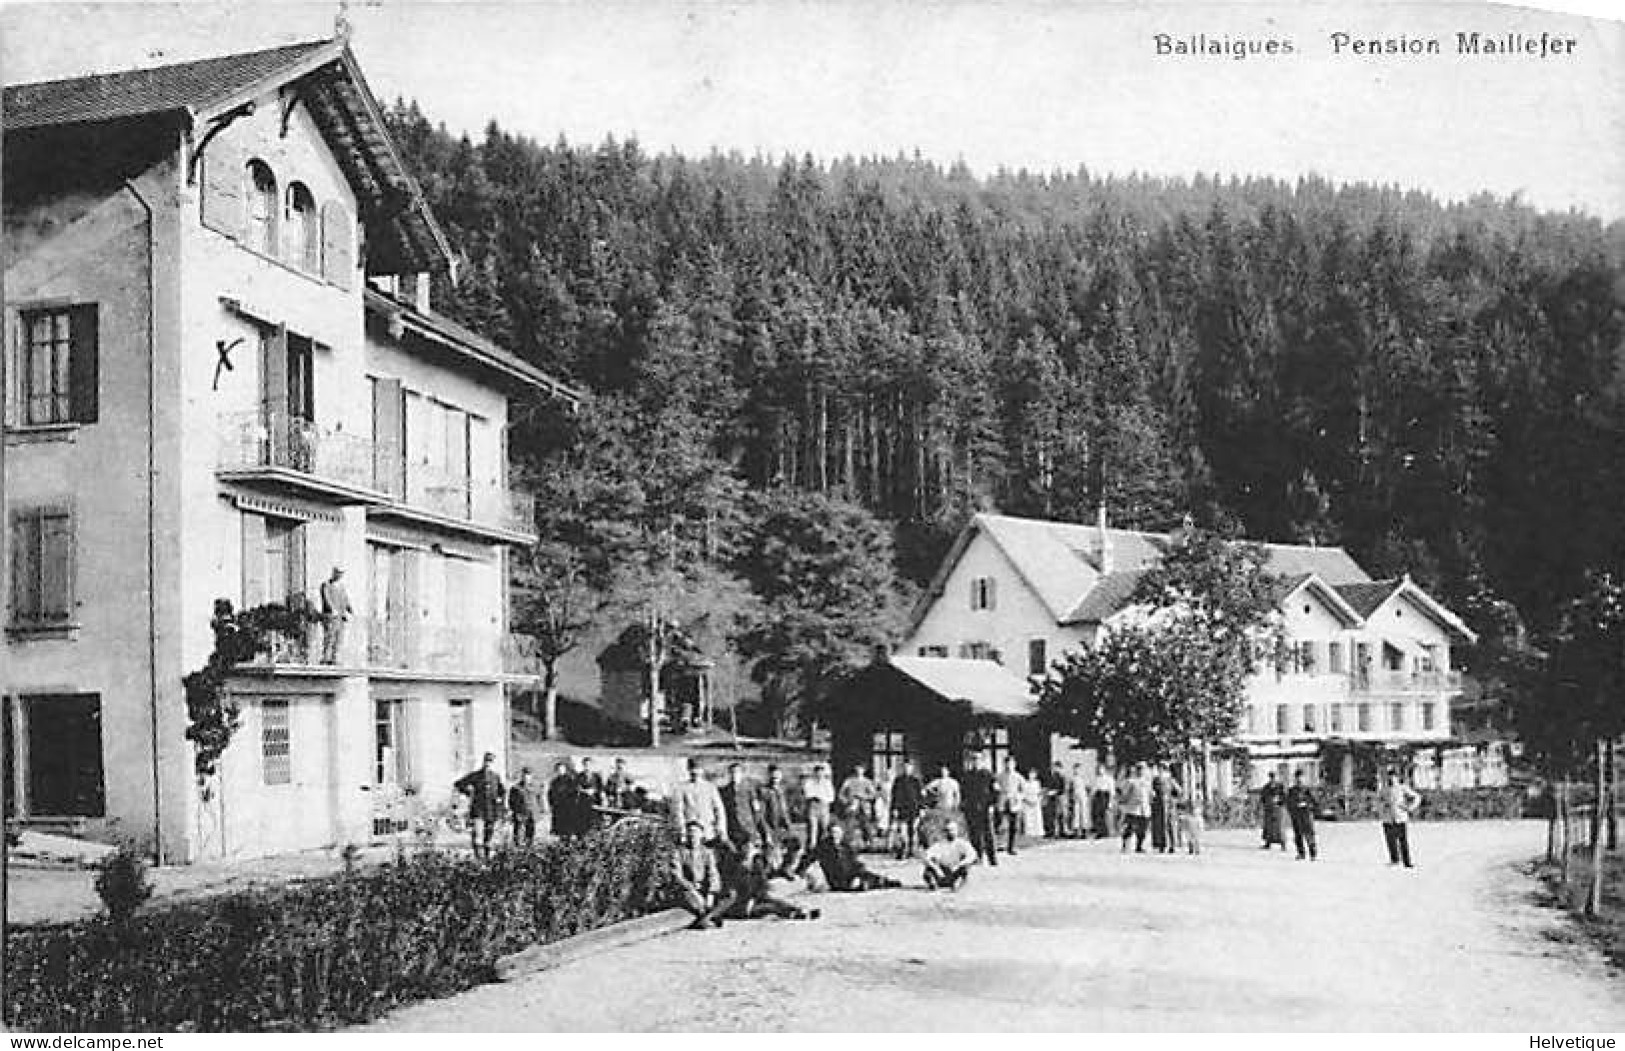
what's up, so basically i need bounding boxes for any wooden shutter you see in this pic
[10,510,37,621]
[201,142,245,238]
[241,513,267,608]
[260,325,289,466]
[321,202,353,290]
[39,509,73,620]
[68,304,98,424]
[371,377,405,497]
[287,523,308,602]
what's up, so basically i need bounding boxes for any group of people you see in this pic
[451,752,642,858]
[1109,761,1206,855]
[1256,767,1423,867]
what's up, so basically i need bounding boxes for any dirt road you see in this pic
[369,819,1625,1031]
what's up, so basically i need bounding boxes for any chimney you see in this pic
[1096,502,1112,574]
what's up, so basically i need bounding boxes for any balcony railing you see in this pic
[389,466,537,537]
[367,618,501,675]
[218,410,375,492]
[1350,669,1462,694]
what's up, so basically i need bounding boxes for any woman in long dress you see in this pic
[1259,771,1288,850]
[1022,768,1046,841]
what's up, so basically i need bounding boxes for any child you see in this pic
[1177,793,1205,855]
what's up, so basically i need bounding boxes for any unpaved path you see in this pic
[369,820,1625,1031]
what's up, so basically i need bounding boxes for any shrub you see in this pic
[94,845,154,923]
[1203,786,1532,827]
[8,819,675,1032]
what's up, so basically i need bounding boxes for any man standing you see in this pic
[672,820,732,930]
[1379,769,1422,868]
[996,757,1026,855]
[921,819,978,890]
[508,766,540,849]
[1285,770,1320,860]
[577,756,606,832]
[454,751,505,859]
[605,756,638,810]
[839,764,880,846]
[1064,763,1089,838]
[961,753,999,866]
[720,763,765,853]
[1042,762,1067,838]
[1118,763,1150,853]
[671,758,728,844]
[547,759,579,838]
[1260,770,1288,851]
[757,765,794,857]
[801,763,836,850]
[1092,764,1117,839]
[925,764,962,814]
[318,566,351,665]
[889,760,924,859]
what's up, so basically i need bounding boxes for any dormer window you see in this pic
[246,159,278,256]
[287,182,318,272]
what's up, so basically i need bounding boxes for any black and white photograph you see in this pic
[0,0,1622,1035]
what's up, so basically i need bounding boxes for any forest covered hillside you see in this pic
[385,101,1625,646]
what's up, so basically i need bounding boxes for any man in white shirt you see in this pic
[1379,769,1422,868]
[925,765,962,813]
[670,758,727,844]
[922,820,978,890]
[801,763,836,850]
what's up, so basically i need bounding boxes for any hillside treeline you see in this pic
[385,101,1625,641]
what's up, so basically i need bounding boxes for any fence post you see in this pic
[1591,740,1607,916]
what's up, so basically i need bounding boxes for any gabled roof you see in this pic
[912,512,1373,633]
[365,287,582,402]
[886,656,1037,718]
[1280,574,1366,628]
[1341,576,1480,645]
[1334,579,1406,619]
[4,40,451,276]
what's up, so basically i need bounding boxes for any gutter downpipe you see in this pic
[123,176,164,866]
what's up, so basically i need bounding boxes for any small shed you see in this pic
[826,655,1045,779]
[596,625,716,734]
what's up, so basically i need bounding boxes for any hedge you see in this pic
[7,818,675,1032]
[1203,786,1532,828]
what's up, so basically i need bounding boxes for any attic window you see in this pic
[970,577,996,611]
[246,160,278,256]
[286,182,318,272]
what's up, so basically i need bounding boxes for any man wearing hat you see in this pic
[454,751,506,859]
[319,565,351,664]
[670,757,727,844]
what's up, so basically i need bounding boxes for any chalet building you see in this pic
[890,513,1481,793]
[2,39,576,861]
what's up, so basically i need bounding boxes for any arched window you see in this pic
[286,182,318,272]
[245,160,278,256]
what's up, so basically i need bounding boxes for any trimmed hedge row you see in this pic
[1203,786,1532,828]
[8,819,675,1033]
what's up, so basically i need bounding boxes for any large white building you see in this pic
[901,513,1482,792]
[2,39,575,862]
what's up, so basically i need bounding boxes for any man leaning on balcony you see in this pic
[320,566,352,664]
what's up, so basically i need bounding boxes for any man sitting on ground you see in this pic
[723,841,820,921]
[672,820,733,929]
[921,819,978,891]
[805,823,902,892]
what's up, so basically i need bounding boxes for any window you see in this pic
[14,305,97,426]
[1247,706,1262,735]
[10,506,74,627]
[1303,705,1318,733]
[1297,641,1317,674]
[1421,702,1437,732]
[1275,704,1290,735]
[1390,703,1406,732]
[872,729,910,779]
[241,513,307,609]
[918,645,948,658]
[1330,704,1345,733]
[286,182,319,272]
[964,726,1009,771]
[959,641,995,661]
[449,699,473,776]
[1357,703,1372,732]
[11,694,104,816]
[374,699,408,785]
[970,576,996,611]
[246,160,278,255]
[1028,638,1048,677]
[1328,641,1344,674]
[261,700,292,785]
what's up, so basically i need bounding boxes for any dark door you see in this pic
[26,694,105,817]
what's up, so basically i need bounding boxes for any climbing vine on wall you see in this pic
[181,598,323,788]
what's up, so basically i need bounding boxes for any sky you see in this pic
[2,0,1622,219]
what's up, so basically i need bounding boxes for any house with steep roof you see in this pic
[893,512,1482,793]
[2,39,578,861]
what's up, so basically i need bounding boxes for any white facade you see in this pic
[2,42,570,861]
[901,514,1478,793]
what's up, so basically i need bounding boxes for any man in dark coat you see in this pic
[757,764,794,857]
[719,763,765,852]
[804,824,900,892]
[1259,770,1288,850]
[547,760,581,838]
[960,753,999,866]
[454,751,505,859]
[576,756,606,833]
[605,756,638,810]
[889,760,924,859]
[1285,770,1319,860]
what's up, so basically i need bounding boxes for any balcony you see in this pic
[1350,669,1463,695]
[230,616,354,678]
[217,411,389,505]
[366,618,504,682]
[368,469,538,544]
